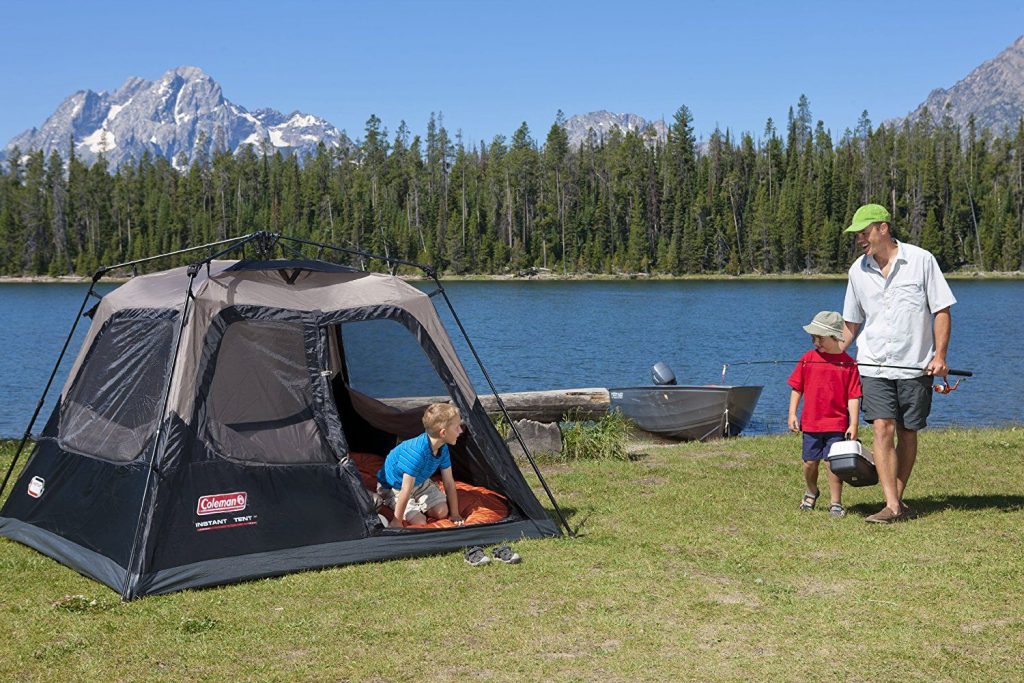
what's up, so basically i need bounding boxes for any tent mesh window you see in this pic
[205,320,332,464]
[332,317,457,452]
[60,312,177,462]
[341,318,451,400]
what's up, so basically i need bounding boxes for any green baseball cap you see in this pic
[844,203,891,233]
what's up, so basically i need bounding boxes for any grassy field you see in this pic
[1,429,1023,682]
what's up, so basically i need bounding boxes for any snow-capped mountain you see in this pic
[3,66,349,169]
[562,111,668,148]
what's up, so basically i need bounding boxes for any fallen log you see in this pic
[380,387,610,422]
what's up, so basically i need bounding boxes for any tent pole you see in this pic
[276,234,428,273]
[0,279,100,502]
[119,233,263,597]
[430,277,575,538]
[116,231,348,597]
[120,265,200,601]
[3,232,266,504]
[97,234,255,275]
[267,234,576,535]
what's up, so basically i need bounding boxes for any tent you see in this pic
[0,234,566,599]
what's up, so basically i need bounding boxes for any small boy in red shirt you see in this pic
[788,311,862,518]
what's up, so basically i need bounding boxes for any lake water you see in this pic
[1,279,1021,438]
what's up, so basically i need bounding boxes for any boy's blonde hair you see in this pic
[422,403,460,437]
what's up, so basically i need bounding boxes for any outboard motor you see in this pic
[651,362,677,386]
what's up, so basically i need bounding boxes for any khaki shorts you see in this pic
[378,480,447,521]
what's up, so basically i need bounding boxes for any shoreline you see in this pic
[1,270,1022,284]
[2,423,1021,444]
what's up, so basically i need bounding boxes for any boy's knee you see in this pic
[428,503,449,519]
[406,511,427,525]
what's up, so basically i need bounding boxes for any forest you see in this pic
[1,96,1022,277]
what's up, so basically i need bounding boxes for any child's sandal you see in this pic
[799,490,819,511]
[828,503,846,518]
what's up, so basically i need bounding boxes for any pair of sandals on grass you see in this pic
[464,544,520,567]
[800,490,846,518]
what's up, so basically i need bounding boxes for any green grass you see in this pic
[2,429,1023,681]
[558,409,633,462]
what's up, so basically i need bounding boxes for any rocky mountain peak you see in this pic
[3,67,347,169]
[901,34,1024,134]
[562,111,668,148]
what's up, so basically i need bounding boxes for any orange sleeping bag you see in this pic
[349,451,508,528]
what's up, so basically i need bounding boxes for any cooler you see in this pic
[826,440,878,487]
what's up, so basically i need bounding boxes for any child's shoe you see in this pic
[799,490,819,511]
[491,544,521,564]
[464,546,491,567]
[828,503,846,518]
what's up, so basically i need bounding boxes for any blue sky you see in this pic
[2,0,1023,147]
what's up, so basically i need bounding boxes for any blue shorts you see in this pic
[802,432,845,462]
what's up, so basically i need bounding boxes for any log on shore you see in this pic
[380,388,610,422]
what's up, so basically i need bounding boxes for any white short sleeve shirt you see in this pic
[843,241,956,379]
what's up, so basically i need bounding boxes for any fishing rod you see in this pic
[720,360,972,394]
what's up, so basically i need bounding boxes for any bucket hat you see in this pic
[844,204,890,233]
[802,311,844,340]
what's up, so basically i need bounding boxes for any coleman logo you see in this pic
[27,476,45,498]
[196,492,247,516]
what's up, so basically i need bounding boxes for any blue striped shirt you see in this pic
[377,432,451,489]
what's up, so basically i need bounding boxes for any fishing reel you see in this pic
[933,377,964,395]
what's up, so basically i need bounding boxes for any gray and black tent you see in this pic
[0,234,566,599]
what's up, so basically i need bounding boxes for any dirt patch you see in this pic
[635,476,668,491]
[795,576,859,599]
[712,592,761,607]
[960,617,1019,634]
[687,449,754,461]
[538,651,583,660]
[693,624,776,657]
[684,569,762,608]
[716,460,750,469]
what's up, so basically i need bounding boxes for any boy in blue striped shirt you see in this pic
[377,403,465,528]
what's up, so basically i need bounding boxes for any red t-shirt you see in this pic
[787,349,863,433]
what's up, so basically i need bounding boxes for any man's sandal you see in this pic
[799,491,819,511]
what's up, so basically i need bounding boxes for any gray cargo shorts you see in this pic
[860,375,933,431]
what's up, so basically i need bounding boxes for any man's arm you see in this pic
[927,307,951,377]
[841,321,860,354]
[440,467,463,525]
[390,474,417,528]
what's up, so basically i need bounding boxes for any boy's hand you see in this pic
[388,517,405,529]
[788,415,800,433]
[449,514,465,526]
[846,427,858,441]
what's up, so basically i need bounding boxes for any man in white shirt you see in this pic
[841,204,957,524]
